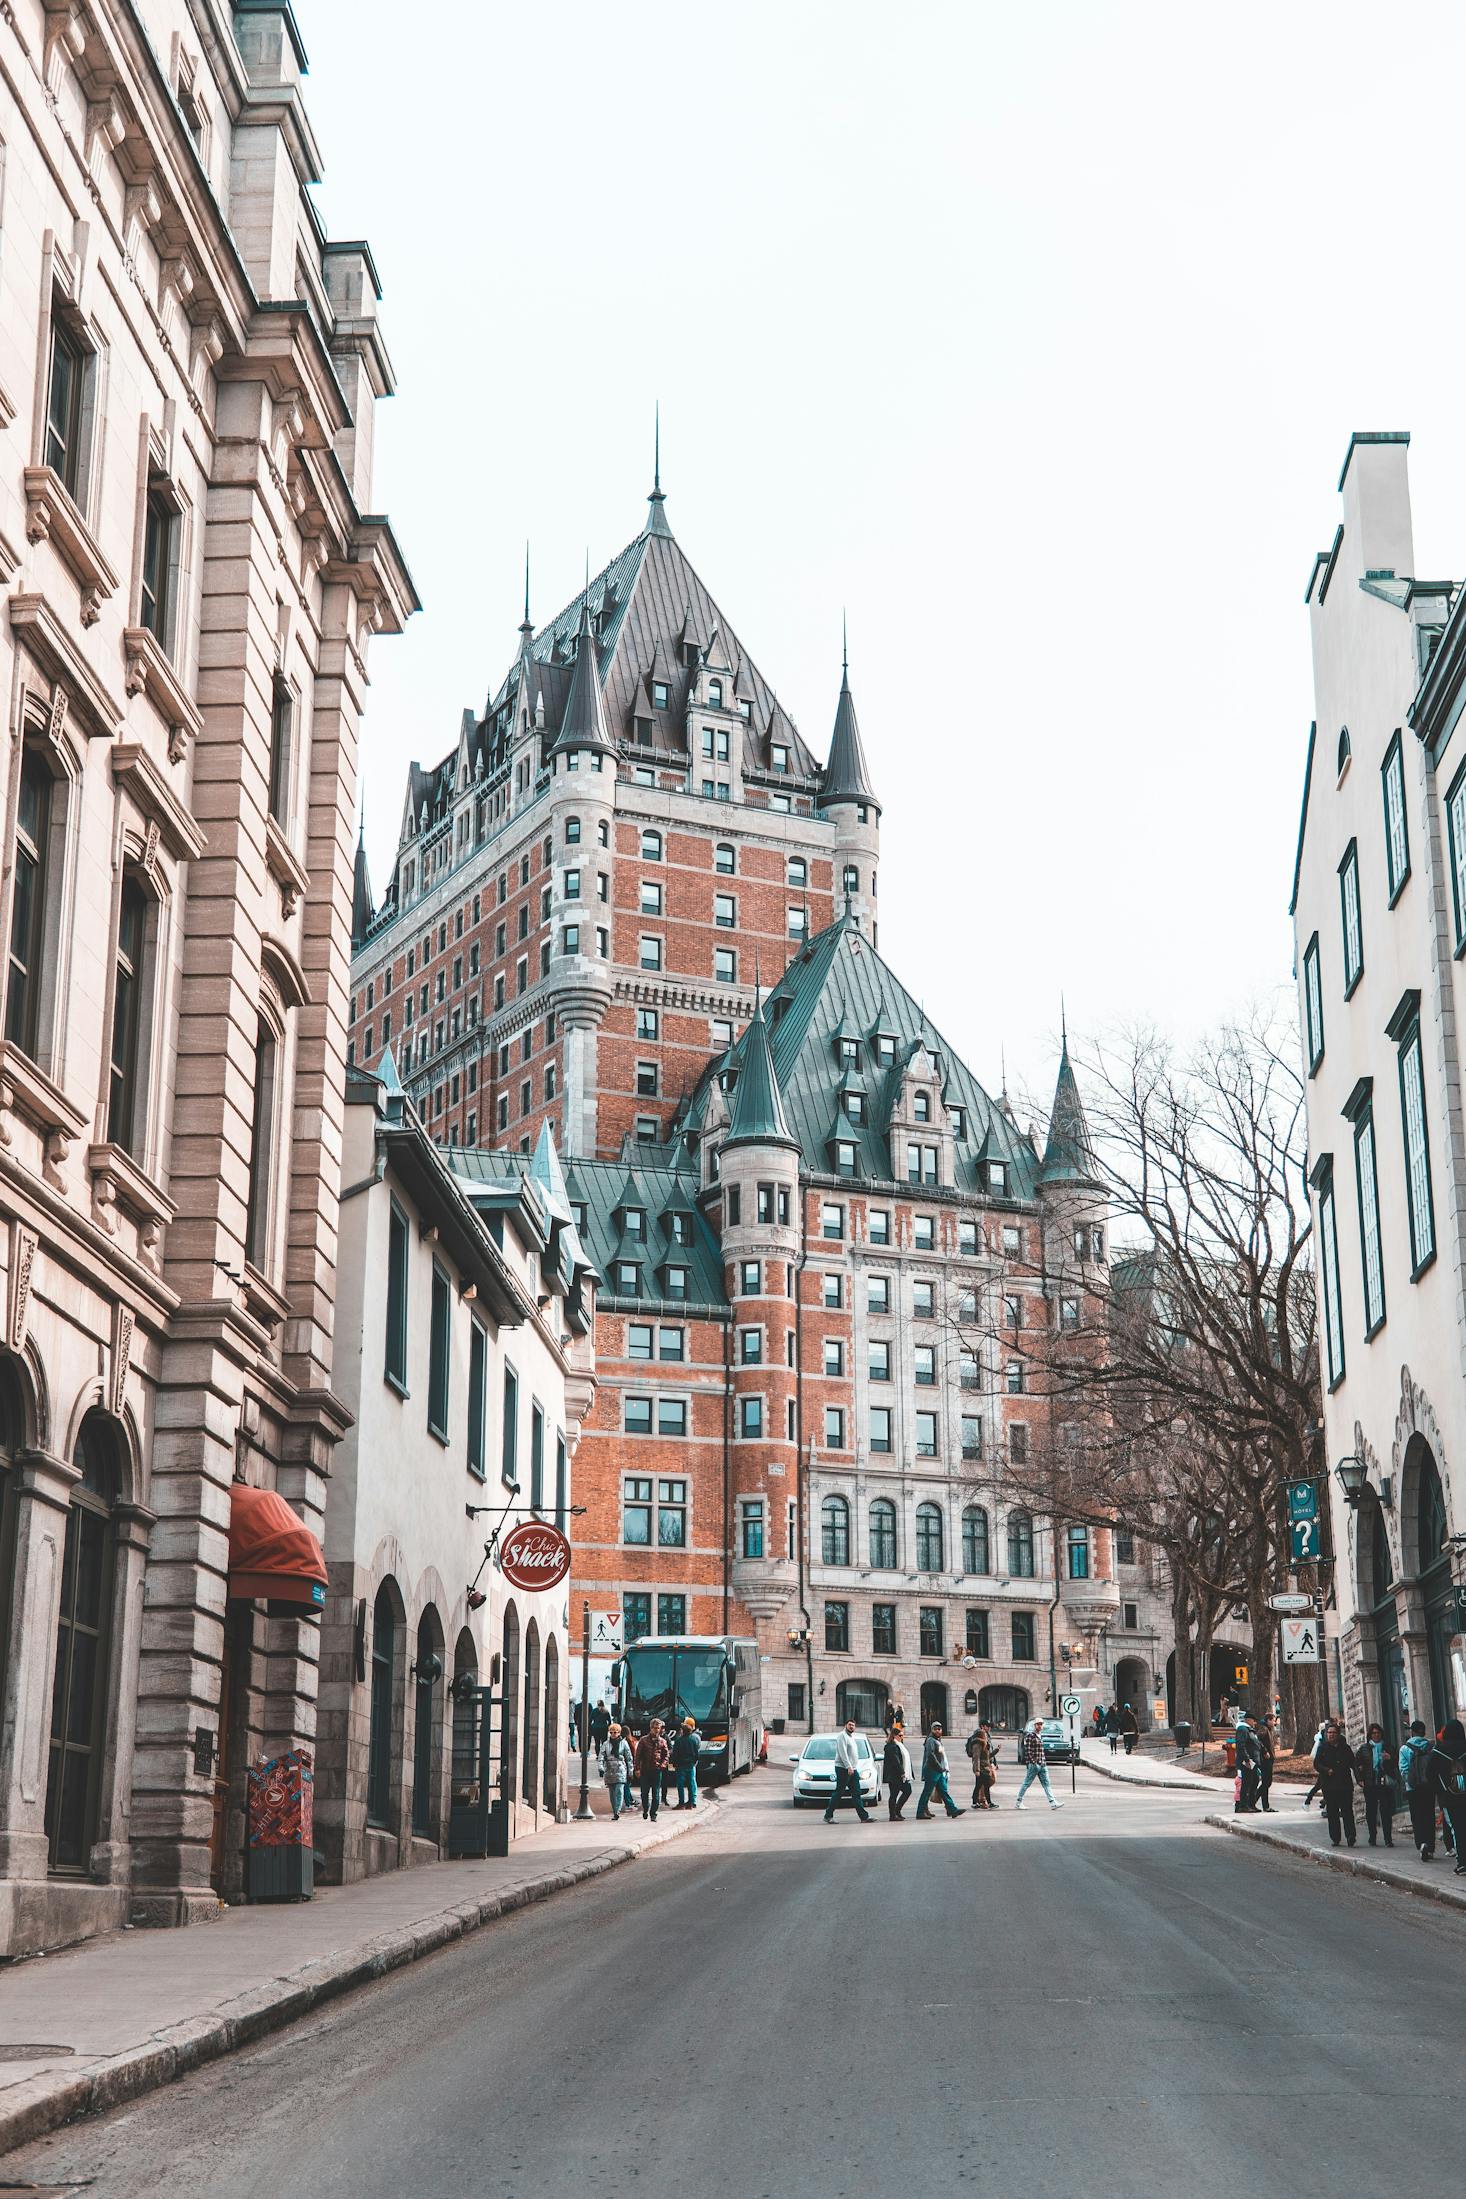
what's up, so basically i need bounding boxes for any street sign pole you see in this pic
[573,1599,595,1821]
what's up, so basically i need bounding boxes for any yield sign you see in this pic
[1281,1618,1321,1664]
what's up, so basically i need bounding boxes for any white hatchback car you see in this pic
[790,1731,880,1808]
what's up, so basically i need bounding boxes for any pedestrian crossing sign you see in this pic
[1281,1619,1320,1664]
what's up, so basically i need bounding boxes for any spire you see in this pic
[724,987,798,1153]
[1039,1028,1104,1189]
[549,595,615,757]
[351,820,374,948]
[817,620,880,813]
[646,400,671,538]
[519,541,533,643]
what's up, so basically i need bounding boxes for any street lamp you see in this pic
[1334,1454,1368,1508]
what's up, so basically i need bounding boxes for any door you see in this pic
[1377,1636,1406,1752]
[210,1604,247,1892]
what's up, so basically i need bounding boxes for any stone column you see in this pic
[89,1498,156,1887]
[0,1450,78,1887]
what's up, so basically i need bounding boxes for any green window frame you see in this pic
[467,1321,487,1480]
[501,1361,520,1487]
[1389,993,1435,1277]
[1339,840,1363,996]
[529,1402,545,1510]
[1448,761,1466,952]
[1312,1156,1345,1390]
[1345,1080,1385,1339]
[1303,934,1324,1073]
[1382,732,1410,903]
[385,1200,409,1393]
[428,1261,451,1440]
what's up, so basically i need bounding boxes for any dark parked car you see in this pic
[1039,1718,1079,1764]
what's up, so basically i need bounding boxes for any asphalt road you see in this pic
[5,1769,1464,2199]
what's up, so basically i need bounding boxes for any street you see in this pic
[4,1768,1463,2199]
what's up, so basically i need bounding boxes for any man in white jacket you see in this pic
[825,1719,873,1823]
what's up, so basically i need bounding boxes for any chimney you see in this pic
[1337,432,1413,580]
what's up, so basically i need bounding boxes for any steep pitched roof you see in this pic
[724,992,797,1152]
[818,646,879,812]
[351,826,374,948]
[1039,1037,1104,1189]
[548,598,615,757]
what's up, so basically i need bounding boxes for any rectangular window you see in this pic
[919,1606,942,1658]
[467,1322,487,1479]
[640,879,662,915]
[636,1059,659,1096]
[428,1262,451,1439]
[1004,1294,1023,1329]
[740,1395,764,1438]
[915,1410,938,1457]
[1395,1005,1435,1275]
[1012,1611,1036,1662]
[1116,1530,1135,1564]
[1009,1423,1028,1464]
[1059,1296,1081,1331]
[824,1405,845,1448]
[1314,1159,1345,1390]
[1449,765,1466,951]
[822,1272,843,1308]
[823,1338,844,1376]
[961,1414,981,1459]
[824,1601,850,1653]
[913,1280,935,1318]
[868,1208,891,1245]
[869,1406,892,1453]
[914,1344,936,1386]
[637,1006,660,1041]
[714,893,736,928]
[1349,1088,1386,1338]
[501,1363,520,1486]
[822,1203,844,1240]
[623,1476,652,1545]
[45,313,89,497]
[555,1433,568,1531]
[1382,733,1410,902]
[872,1602,897,1656]
[741,1500,765,1559]
[1006,1360,1025,1395]
[959,1220,978,1257]
[1303,933,1324,1072]
[139,482,178,649]
[740,1327,763,1364]
[107,874,147,1153]
[914,1214,935,1250]
[658,1480,687,1546]
[714,946,737,984]
[624,1592,651,1641]
[244,1024,277,1271]
[868,1340,890,1382]
[741,1260,760,1294]
[640,936,662,971]
[1339,840,1363,995]
[385,1200,409,1390]
[965,1608,989,1657]
[529,1403,545,1509]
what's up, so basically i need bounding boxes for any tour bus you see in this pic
[613,1635,763,1782]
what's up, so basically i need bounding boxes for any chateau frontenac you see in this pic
[350,472,1136,1734]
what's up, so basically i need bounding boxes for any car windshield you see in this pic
[1041,1721,1064,1736]
[623,1648,729,1731]
[803,1735,870,1761]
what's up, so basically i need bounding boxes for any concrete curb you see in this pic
[0,1803,708,2158]
[1203,1812,1466,1915]
[1078,1750,1227,1794]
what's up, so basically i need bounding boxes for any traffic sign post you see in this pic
[1060,1693,1081,1791]
[1269,1592,1313,1614]
[1290,1516,1320,1565]
[1281,1617,1322,1664]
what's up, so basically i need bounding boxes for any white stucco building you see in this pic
[1291,431,1466,1742]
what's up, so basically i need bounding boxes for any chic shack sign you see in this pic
[499,1520,572,1593]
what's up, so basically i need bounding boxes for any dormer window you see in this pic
[989,1160,1008,1196]
[874,1034,896,1066]
[623,1208,646,1241]
[739,699,751,720]
[668,1212,692,1246]
[616,1262,639,1295]
[950,1105,966,1140]
[843,1091,865,1124]
[709,679,723,708]
[652,681,669,710]
[664,1264,690,1299]
[834,1140,858,1176]
[836,1037,860,1066]
[913,1091,931,1123]
[771,743,790,774]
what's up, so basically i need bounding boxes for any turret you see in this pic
[816,626,880,939]
[351,820,374,950]
[545,585,616,1157]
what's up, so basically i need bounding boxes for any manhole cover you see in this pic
[0,2044,76,2061]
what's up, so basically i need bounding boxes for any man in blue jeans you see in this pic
[1014,1719,1064,1810]
[671,1717,701,1808]
[915,1723,964,1819]
[825,1719,872,1823]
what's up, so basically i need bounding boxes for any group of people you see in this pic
[1301,1714,1466,1862]
[1090,1703,1141,1756]
[1228,1710,1279,1815]
[594,1714,704,1822]
[824,1715,1067,1823]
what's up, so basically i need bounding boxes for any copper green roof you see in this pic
[723,992,797,1152]
[1039,1041,1104,1189]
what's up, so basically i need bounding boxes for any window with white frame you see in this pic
[1303,933,1324,1072]
[1339,840,1363,995]
[1348,1084,1385,1338]
[1391,995,1435,1275]
[1382,733,1410,902]
[1314,1156,1345,1388]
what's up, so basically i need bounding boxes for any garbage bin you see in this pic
[1223,1738,1237,1775]
[246,1746,314,1901]
[1173,1721,1192,1752]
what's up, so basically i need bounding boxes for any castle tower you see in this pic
[546,594,617,1155]
[816,629,880,940]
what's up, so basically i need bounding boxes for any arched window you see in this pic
[821,1494,850,1566]
[709,679,723,708]
[411,1608,443,1839]
[1337,725,1351,775]
[714,842,736,876]
[915,1502,944,1572]
[1370,1496,1393,1602]
[46,1412,121,1872]
[979,1684,1030,1731]
[962,1505,989,1575]
[367,1583,398,1828]
[641,827,662,861]
[868,1497,897,1569]
[1006,1508,1035,1578]
[522,1620,542,1805]
[1066,1525,1090,1580]
[450,1629,479,1807]
[836,1678,888,1729]
[1417,1451,1448,1572]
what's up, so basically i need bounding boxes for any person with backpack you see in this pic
[1399,1719,1436,1858]
[914,1722,964,1819]
[1354,1722,1399,1848]
[597,1722,633,1821]
[1427,1719,1466,1874]
[670,1715,702,1809]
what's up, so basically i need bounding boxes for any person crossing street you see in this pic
[1013,1718,1064,1811]
[882,1725,913,1821]
[824,1718,872,1823]
[914,1723,964,1819]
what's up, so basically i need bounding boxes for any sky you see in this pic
[299,1,1466,1120]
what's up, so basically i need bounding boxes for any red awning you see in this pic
[228,1483,328,1611]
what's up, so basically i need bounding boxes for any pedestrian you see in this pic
[915,1722,964,1819]
[1314,1719,1357,1847]
[1397,1719,1435,1858]
[634,1718,669,1821]
[598,1722,633,1820]
[1013,1718,1064,1811]
[1091,1705,1104,1740]
[1256,1714,1277,1812]
[670,1714,702,1810]
[883,1724,913,1821]
[886,1699,907,1738]
[1119,1702,1140,1756]
[1103,1703,1120,1754]
[1232,1710,1260,1813]
[1352,1722,1399,1849]
[1427,1718,1466,1875]
[825,1717,872,1824]
[589,1700,611,1751]
[967,1723,997,1808]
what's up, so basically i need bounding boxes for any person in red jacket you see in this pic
[633,1719,670,1821]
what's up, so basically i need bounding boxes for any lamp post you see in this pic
[1334,1454,1368,1508]
[573,1599,596,1821]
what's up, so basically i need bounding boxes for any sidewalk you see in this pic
[1206,1800,1466,1915]
[1077,1736,1229,1791]
[0,1792,713,2156]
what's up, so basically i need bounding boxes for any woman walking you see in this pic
[598,1722,633,1821]
[1354,1722,1399,1848]
[1315,1719,1357,1847]
[883,1725,913,1821]
[967,1723,997,1808]
[634,1718,670,1821]
[1427,1718,1466,1874]
[1256,1714,1277,1813]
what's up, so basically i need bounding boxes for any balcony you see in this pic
[732,1552,796,1620]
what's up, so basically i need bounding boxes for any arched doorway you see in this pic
[367,1581,403,1833]
[835,1678,889,1731]
[1358,1488,1405,1747]
[450,1629,479,1814]
[1115,1657,1150,1728]
[0,1357,28,1721]
[918,1680,949,1734]
[500,1603,521,1804]
[978,1685,1029,1732]
[45,1411,121,1873]
[522,1620,542,1814]
[542,1636,561,1815]
[1406,1439,1453,1726]
[1209,1642,1250,1716]
[411,1607,444,1842]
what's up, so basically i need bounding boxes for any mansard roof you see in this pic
[684,911,1039,1198]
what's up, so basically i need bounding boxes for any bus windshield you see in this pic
[624,1648,728,1731]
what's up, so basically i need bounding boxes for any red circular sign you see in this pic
[499,1520,572,1593]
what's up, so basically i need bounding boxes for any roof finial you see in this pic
[646,401,671,535]
[842,608,849,686]
[1061,996,1069,1056]
[1001,1045,1008,1098]
[519,541,532,640]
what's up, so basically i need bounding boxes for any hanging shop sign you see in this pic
[499,1520,573,1593]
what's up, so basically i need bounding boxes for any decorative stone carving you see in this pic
[141,819,160,881]
[91,1164,118,1234]
[138,1217,163,1275]
[110,1303,134,1416]
[43,1127,72,1190]
[8,1223,38,1350]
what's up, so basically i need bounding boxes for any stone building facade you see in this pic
[320,1074,594,1879]
[1292,432,1466,1745]
[0,0,412,1955]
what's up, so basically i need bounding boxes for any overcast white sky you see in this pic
[301,2,1466,1116]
